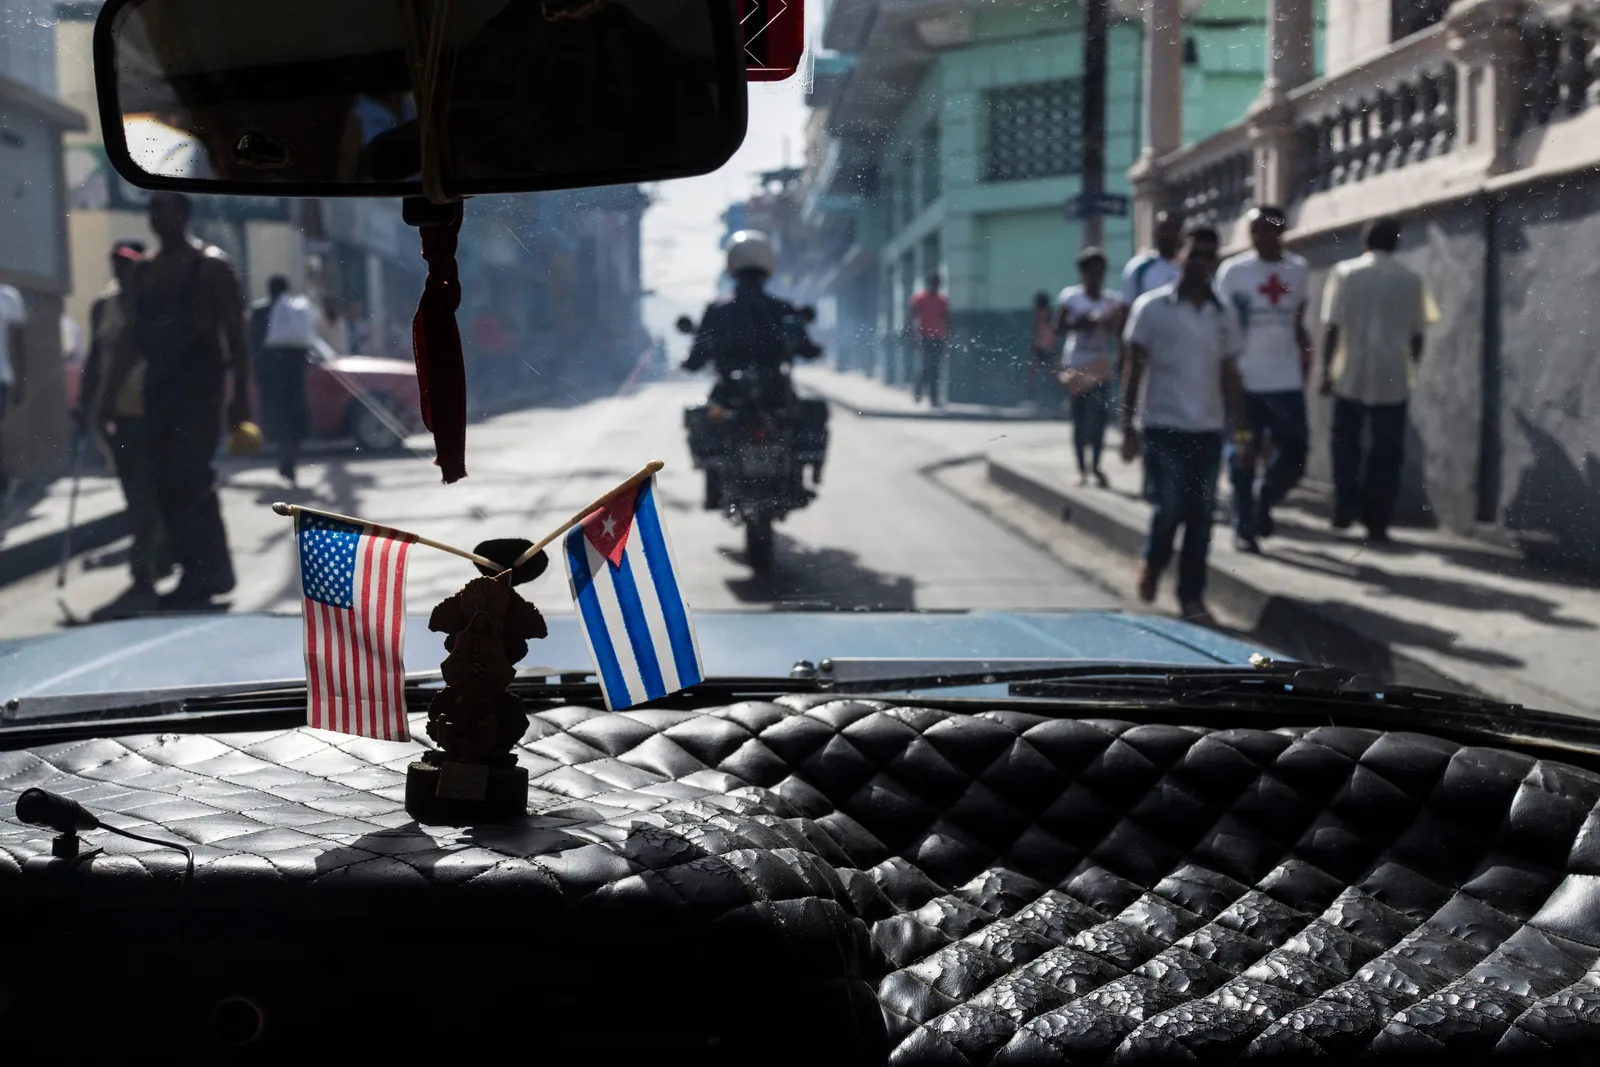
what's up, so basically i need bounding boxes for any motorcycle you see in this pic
[677,310,828,572]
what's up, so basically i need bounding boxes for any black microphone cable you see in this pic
[14,787,195,889]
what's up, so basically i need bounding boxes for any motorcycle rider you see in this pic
[682,230,823,509]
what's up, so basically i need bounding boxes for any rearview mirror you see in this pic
[95,0,748,197]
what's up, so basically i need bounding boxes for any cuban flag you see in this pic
[564,475,703,710]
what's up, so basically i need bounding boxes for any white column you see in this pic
[1447,0,1528,177]
[1131,0,1184,249]
[1141,0,1184,163]
[366,252,386,354]
[1260,0,1316,105]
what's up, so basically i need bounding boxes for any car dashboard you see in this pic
[3,695,1599,1065]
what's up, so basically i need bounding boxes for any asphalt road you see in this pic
[1,377,1126,638]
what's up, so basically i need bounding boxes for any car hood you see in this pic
[0,610,1276,704]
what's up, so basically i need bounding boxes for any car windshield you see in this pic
[0,0,1592,725]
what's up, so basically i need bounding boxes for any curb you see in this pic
[0,508,128,589]
[800,376,1066,423]
[985,456,1501,702]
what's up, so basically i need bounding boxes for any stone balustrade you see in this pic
[1132,0,1600,244]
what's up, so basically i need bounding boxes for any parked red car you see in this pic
[302,338,424,452]
[64,338,422,453]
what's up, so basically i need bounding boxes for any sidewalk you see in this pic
[987,431,1600,719]
[795,365,1064,422]
[0,471,128,588]
[0,435,408,590]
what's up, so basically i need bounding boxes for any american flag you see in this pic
[296,512,416,740]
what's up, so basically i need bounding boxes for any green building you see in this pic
[799,0,1325,405]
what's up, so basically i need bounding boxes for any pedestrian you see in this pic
[908,272,949,407]
[1119,226,1249,624]
[1120,211,1185,501]
[1120,211,1184,308]
[471,309,514,410]
[1055,247,1122,487]
[317,295,351,353]
[1026,291,1056,405]
[1320,216,1429,543]
[75,239,173,617]
[0,280,25,500]
[1214,205,1311,552]
[124,191,253,611]
[251,275,316,485]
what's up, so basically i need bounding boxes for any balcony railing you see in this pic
[1162,121,1255,228]
[1520,6,1600,133]
[1291,29,1458,196]
[1135,6,1600,243]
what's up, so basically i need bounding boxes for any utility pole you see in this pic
[1081,0,1108,248]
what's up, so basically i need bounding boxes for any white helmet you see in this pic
[726,230,776,276]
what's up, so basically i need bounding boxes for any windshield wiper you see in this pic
[797,656,1524,716]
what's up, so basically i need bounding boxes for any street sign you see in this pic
[1065,191,1130,220]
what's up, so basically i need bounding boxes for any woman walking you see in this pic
[1054,248,1122,486]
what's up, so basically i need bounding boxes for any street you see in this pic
[2,378,1125,638]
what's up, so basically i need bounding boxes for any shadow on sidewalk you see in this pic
[1266,544,1596,630]
[1503,412,1600,577]
[722,535,916,611]
[1252,594,1525,675]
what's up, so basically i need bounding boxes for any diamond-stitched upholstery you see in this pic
[4,698,1600,1063]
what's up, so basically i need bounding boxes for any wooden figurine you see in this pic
[404,539,548,824]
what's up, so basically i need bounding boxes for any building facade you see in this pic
[0,0,84,481]
[800,0,1322,404]
[1136,0,1600,571]
[53,8,310,336]
[0,72,85,482]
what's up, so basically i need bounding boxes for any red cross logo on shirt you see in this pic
[1259,273,1292,306]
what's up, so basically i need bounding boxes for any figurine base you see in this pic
[404,754,529,825]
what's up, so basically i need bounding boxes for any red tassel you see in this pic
[411,203,468,483]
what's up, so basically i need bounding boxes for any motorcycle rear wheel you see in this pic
[745,515,775,572]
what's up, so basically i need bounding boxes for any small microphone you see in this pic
[15,788,100,834]
[16,788,193,882]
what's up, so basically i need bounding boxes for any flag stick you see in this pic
[270,501,499,570]
[512,460,665,568]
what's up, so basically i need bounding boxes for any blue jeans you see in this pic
[1070,382,1110,473]
[1228,390,1308,539]
[1142,428,1223,604]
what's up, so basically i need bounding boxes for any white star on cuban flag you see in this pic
[564,474,703,710]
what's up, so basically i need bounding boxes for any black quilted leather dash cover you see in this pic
[4,698,1600,1064]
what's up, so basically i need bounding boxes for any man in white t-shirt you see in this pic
[1119,212,1184,500]
[1120,226,1249,624]
[0,283,26,496]
[251,276,317,486]
[1214,205,1312,552]
[1055,247,1123,486]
